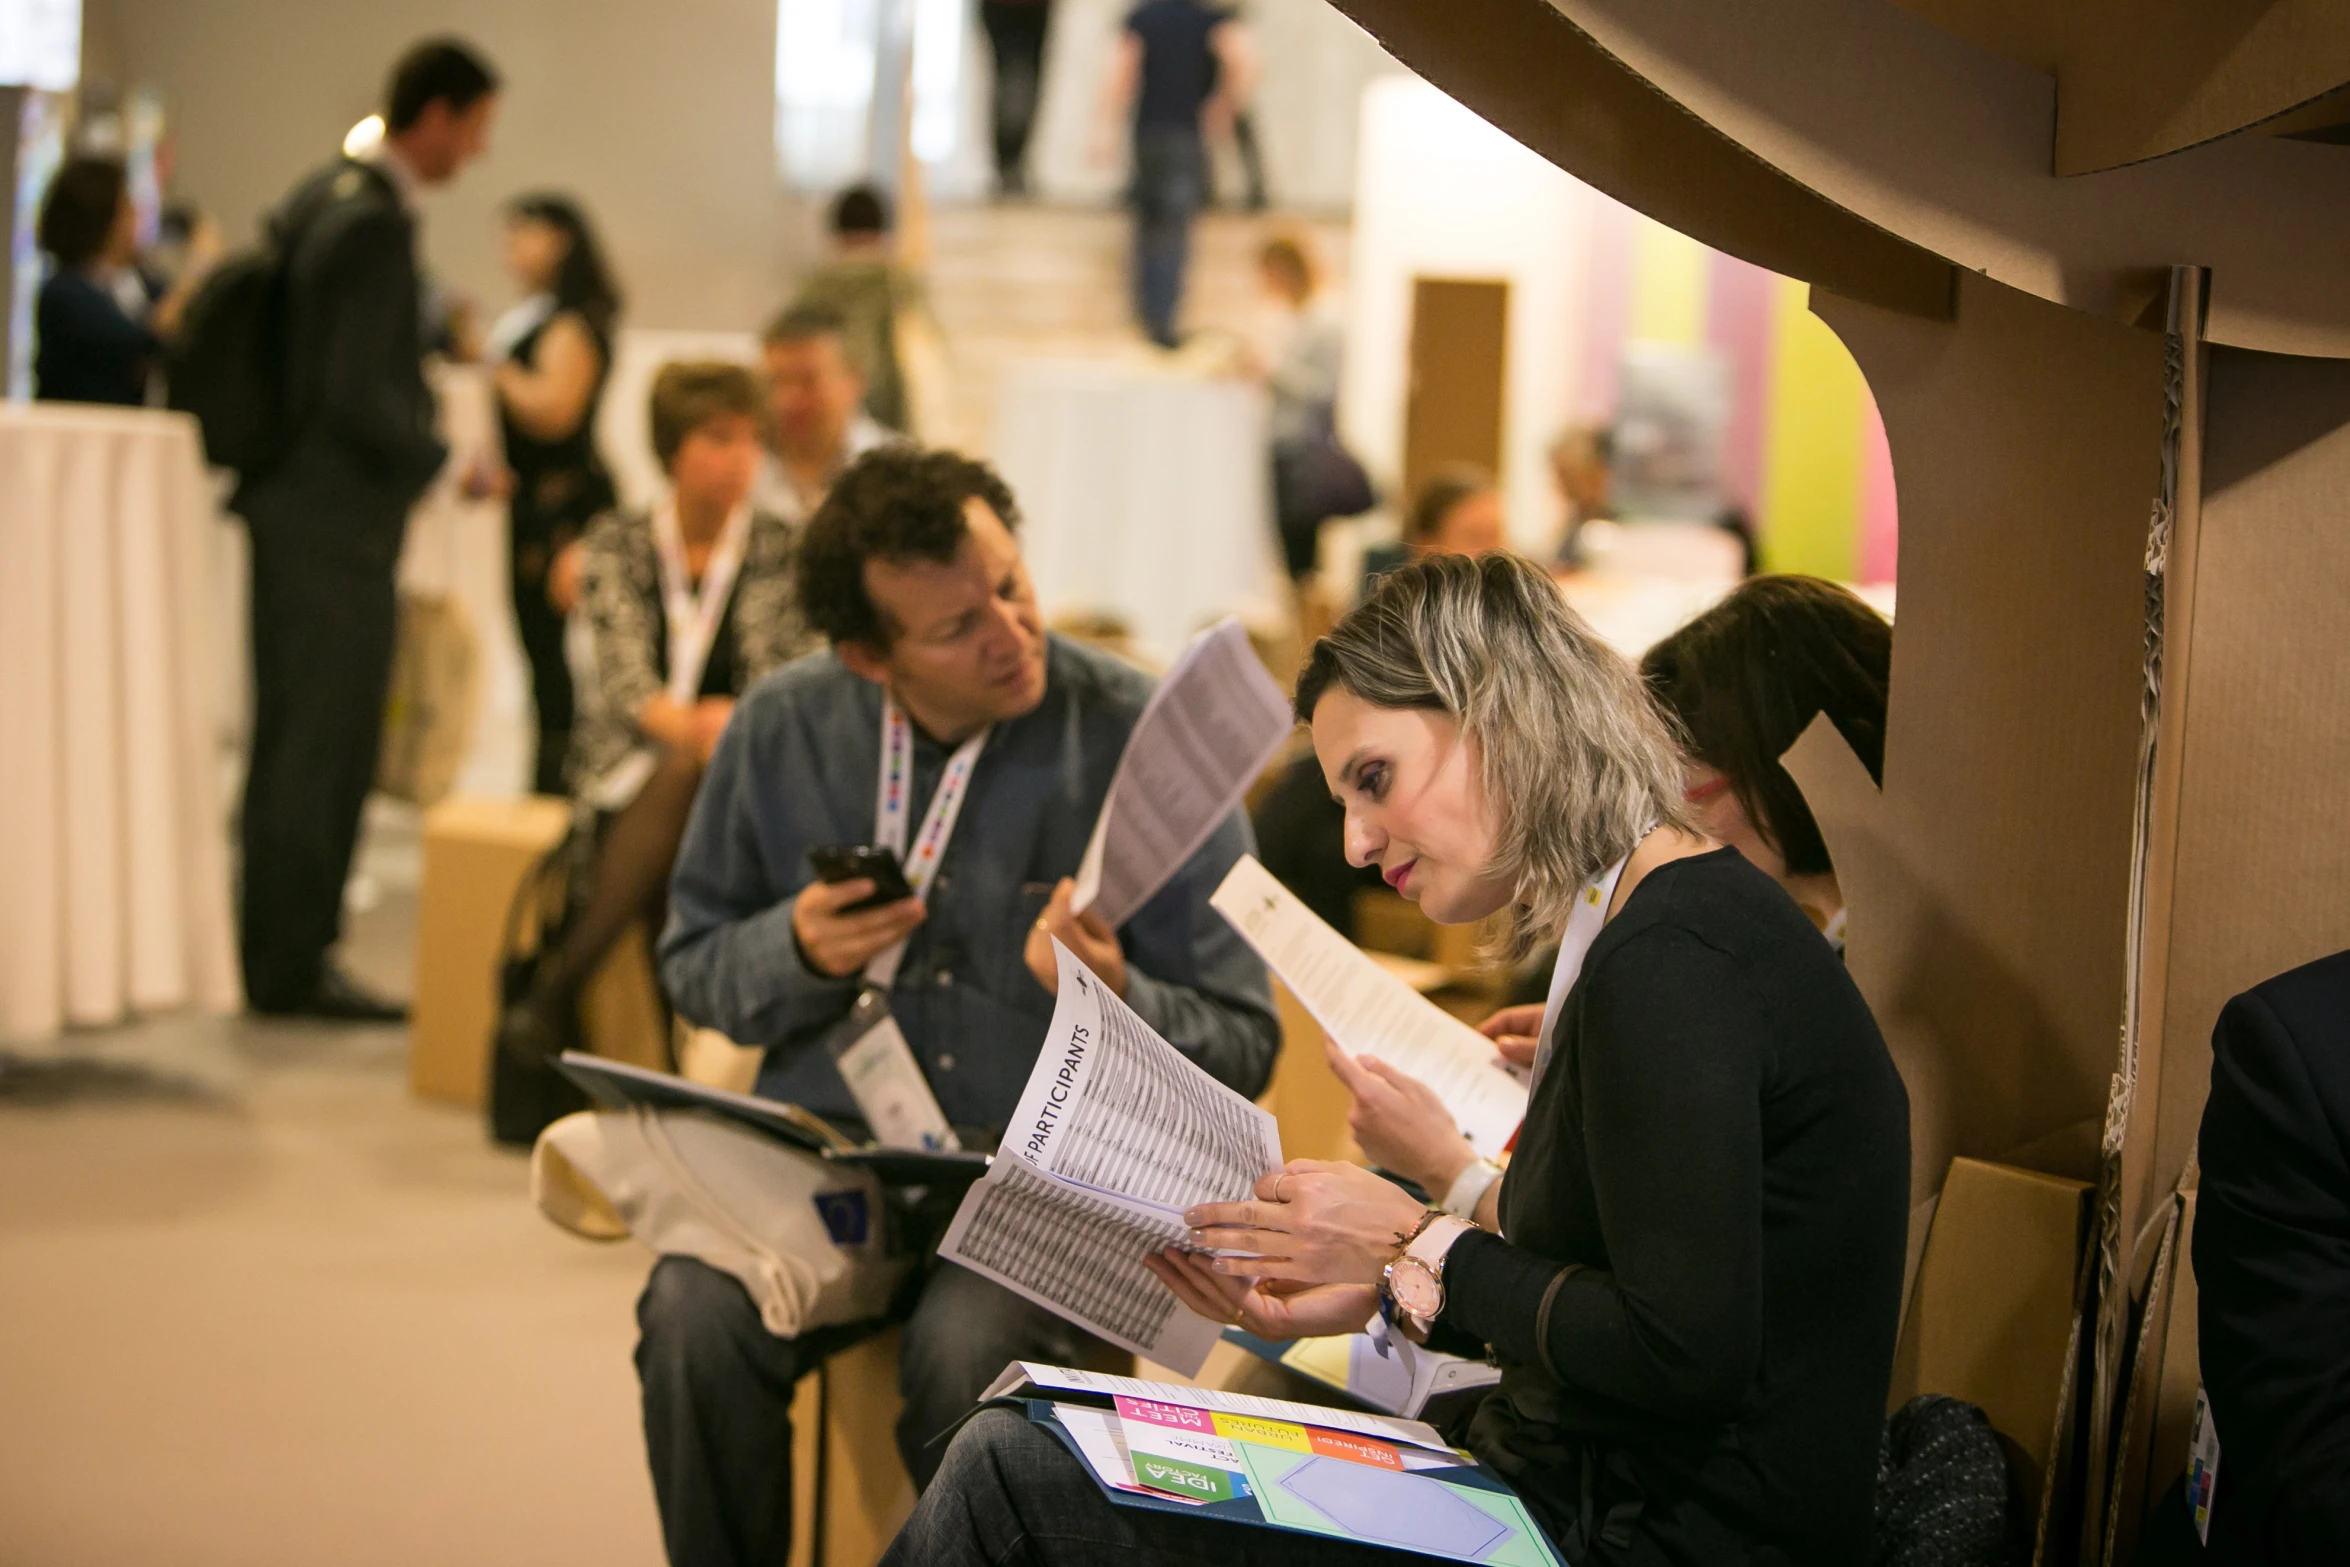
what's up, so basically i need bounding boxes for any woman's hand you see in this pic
[1480,1003,1545,1071]
[1023,878,1127,998]
[546,539,586,615]
[1325,1039,1477,1196]
[1145,1249,1380,1342]
[1184,1160,1431,1287]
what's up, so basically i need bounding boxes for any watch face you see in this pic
[1391,1265,1442,1320]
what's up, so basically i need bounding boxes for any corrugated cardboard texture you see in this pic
[1323,0,1958,319]
[2136,347,2350,1237]
[1889,0,2350,173]
[1787,273,2160,1206]
[1888,1158,2090,1521]
[1557,0,2350,355]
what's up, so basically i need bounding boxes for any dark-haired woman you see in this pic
[490,192,622,794]
[33,157,213,406]
[1638,574,1891,948]
[881,553,1910,1567]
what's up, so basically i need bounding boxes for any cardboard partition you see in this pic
[2101,1184,2199,1567]
[1324,0,1956,320]
[1787,273,2164,1215]
[2135,346,2350,1240]
[1901,0,2350,174]
[1889,1157,2091,1533]
[2047,2,2350,174]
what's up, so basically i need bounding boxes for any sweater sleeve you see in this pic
[1443,925,1767,1426]
[657,703,863,1047]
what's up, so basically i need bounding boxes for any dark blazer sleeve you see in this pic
[311,204,447,490]
[2194,962,2350,1564]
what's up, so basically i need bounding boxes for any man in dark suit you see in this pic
[2189,948,2350,1561]
[233,39,499,1018]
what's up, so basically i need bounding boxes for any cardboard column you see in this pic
[1785,270,2168,1555]
[2101,341,2350,1556]
[1790,271,2161,1203]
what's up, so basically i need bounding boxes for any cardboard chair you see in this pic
[1890,1157,2093,1548]
[409,794,669,1108]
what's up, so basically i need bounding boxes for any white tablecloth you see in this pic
[990,359,1286,662]
[0,403,241,1044]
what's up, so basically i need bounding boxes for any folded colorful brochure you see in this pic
[1025,1397,1564,1567]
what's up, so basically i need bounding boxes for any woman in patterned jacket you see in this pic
[495,361,817,1072]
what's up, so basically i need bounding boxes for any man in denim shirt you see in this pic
[640,447,1279,1567]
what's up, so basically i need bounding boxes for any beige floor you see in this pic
[0,881,666,1567]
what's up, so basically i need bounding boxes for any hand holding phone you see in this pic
[793,852,926,979]
[808,845,916,911]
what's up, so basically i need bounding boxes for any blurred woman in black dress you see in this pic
[488,192,622,795]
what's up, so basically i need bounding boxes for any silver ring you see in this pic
[1273,1173,1289,1203]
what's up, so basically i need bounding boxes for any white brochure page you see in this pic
[1210,855,1529,1160]
[938,941,1283,1376]
[1072,618,1296,930]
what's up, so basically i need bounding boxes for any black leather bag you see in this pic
[487,826,595,1148]
[1272,412,1378,579]
[1273,426,1377,530]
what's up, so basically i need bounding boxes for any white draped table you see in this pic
[0,403,241,1044]
[990,358,1286,662]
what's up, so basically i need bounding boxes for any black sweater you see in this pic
[1442,848,1910,1566]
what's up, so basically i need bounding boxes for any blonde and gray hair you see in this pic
[1294,552,1690,960]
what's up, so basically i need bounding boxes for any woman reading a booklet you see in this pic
[883,553,1911,1567]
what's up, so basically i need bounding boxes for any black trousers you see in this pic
[507,511,575,797]
[981,1,1052,186]
[237,511,401,1009]
[636,1254,1099,1567]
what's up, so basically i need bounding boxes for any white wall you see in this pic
[88,0,806,333]
[1341,76,1589,553]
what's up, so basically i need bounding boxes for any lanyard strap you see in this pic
[651,498,754,705]
[1530,847,1638,1094]
[864,693,991,988]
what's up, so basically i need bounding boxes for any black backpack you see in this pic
[166,247,291,475]
[165,161,361,477]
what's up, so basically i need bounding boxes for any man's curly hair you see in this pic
[796,448,1022,647]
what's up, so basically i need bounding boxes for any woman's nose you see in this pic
[1343,812,1383,869]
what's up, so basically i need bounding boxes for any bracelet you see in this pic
[1440,1159,1504,1221]
[1392,1207,1443,1258]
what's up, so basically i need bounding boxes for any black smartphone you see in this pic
[808,845,916,912]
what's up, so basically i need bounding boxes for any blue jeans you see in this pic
[1130,128,1206,347]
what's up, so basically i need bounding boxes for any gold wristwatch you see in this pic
[1382,1214,1474,1337]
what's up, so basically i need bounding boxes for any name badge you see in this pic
[828,988,960,1152]
[2187,1385,2220,1544]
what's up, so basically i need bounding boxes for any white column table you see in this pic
[0,403,242,1044]
[990,357,1286,662]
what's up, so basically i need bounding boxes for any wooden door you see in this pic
[1402,277,1511,508]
